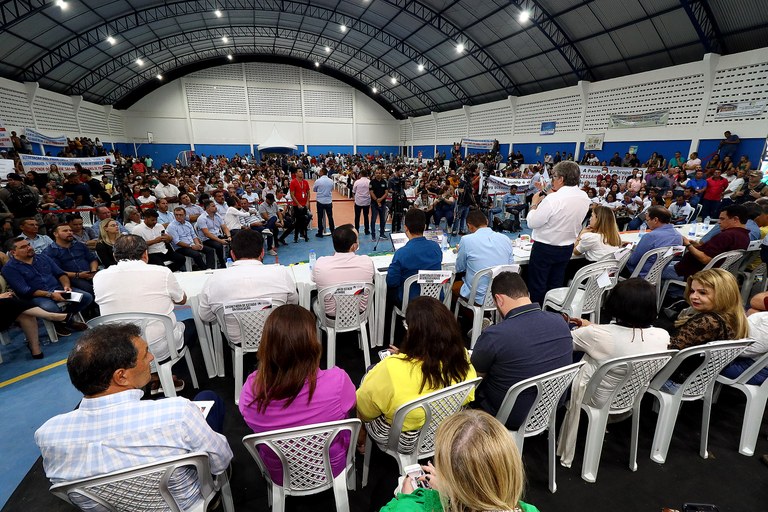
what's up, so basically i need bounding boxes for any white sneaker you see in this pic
[267,249,277,256]
[262,229,273,236]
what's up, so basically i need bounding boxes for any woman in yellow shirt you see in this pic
[356,296,477,452]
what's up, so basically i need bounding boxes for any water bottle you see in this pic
[703,216,711,225]
[441,235,449,252]
[638,225,646,238]
[688,222,697,236]
[225,257,233,268]
[309,249,316,271]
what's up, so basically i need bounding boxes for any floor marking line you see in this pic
[0,359,67,389]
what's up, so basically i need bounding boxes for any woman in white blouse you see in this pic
[564,206,623,280]
[557,279,671,467]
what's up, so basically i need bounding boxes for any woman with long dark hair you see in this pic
[357,296,476,451]
[239,304,356,484]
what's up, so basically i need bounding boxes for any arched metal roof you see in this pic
[0,0,766,119]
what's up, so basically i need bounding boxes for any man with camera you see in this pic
[453,169,476,235]
[369,167,389,241]
[388,165,408,233]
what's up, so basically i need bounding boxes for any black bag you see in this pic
[492,216,519,233]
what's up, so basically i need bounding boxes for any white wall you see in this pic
[401,47,768,157]
[123,62,400,151]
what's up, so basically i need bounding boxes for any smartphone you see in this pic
[160,229,166,235]
[61,291,72,300]
[403,464,428,489]
[378,349,392,361]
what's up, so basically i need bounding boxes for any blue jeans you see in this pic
[452,204,470,233]
[527,241,574,305]
[371,202,387,237]
[434,203,454,230]
[32,287,94,315]
[721,357,768,385]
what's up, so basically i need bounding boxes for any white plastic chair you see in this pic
[87,312,199,398]
[645,339,751,464]
[215,298,284,405]
[362,377,481,487]
[735,240,766,304]
[242,419,361,512]
[659,249,745,311]
[316,282,374,370]
[453,264,520,348]
[715,348,768,456]
[495,362,584,493]
[50,452,234,512]
[687,204,702,223]
[578,351,675,483]
[389,270,455,346]
[542,259,619,323]
[623,246,679,307]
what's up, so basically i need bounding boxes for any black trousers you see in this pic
[175,246,216,270]
[354,204,370,234]
[148,248,186,272]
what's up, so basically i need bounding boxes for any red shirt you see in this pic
[703,176,728,201]
[289,178,310,207]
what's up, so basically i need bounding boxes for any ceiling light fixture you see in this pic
[390,76,397,84]
[214,9,223,17]
[372,86,378,93]
[314,61,320,67]
[106,36,116,45]
[227,54,233,60]
[456,42,465,53]
[56,0,67,9]
[417,63,424,72]
[519,10,531,22]
[222,36,228,43]
[135,58,144,66]
[325,46,331,53]
[156,74,163,80]
[340,24,347,32]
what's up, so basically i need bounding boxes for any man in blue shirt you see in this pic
[167,207,215,269]
[2,237,92,335]
[312,168,335,238]
[197,200,231,268]
[471,271,572,428]
[44,224,99,297]
[455,209,514,302]
[687,170,708,207]
[625,206,681,278]
[489,185,525,231]
[386,208,442,303]
[719,131,740,160]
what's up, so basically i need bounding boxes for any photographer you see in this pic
[453,169,476,235]
[388,165,407,233]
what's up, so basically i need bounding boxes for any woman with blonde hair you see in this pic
[380,410,539,512]
[95,219,122,267]
[663,268,748,390]
[565,205,623,280]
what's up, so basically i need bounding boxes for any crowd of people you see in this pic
[1,132,767,511]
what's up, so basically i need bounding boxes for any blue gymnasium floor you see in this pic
[0,222,532,508]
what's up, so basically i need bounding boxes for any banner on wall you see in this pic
[0,159,14,179]
[584,133,605,151]
[24,128,68,147]
[460,138,495,150]
[715,101,767,118]
[608,110,669,128]
[540,122,556,135]
[19,154,107,174]
[0,120,13,148]
[483,165,646,195]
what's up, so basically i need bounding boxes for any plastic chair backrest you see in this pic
[582,351,676,413]
[719,343,768,386]
[565,259,620,315]
[630,246,678,283]
[466,265,520,309]
[703,249,745,274]
[78,208,94,227]
[400,271,454,311]
[736,241,762,273]
[496,362,584,437]
[687,204,702,224]
[317,282,374,331]
[50,452,215,512]
[214,298,285,351]
[650,340,751,398]
[87,312,180,361]
[387,377,481,457]
[242,419,361,494]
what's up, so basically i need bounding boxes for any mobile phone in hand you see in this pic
[404,464,429,489]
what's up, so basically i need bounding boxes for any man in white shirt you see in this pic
[93,235,196,391]
[526,161,591,304]
[684,152,702,172]
[198,230,298,345]
[132,209,186,271]
[154,172,180,207]
[669,195,694,225]
[312,224,375,315]
[352,170,371,236]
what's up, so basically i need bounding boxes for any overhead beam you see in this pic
[679,0,726,54]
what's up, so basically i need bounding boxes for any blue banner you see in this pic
[540,122,556,136]
[24,128,68,147]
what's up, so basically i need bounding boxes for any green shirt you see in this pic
[379,488,540,512]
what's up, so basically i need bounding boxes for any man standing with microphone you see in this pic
[525,161,590,304]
